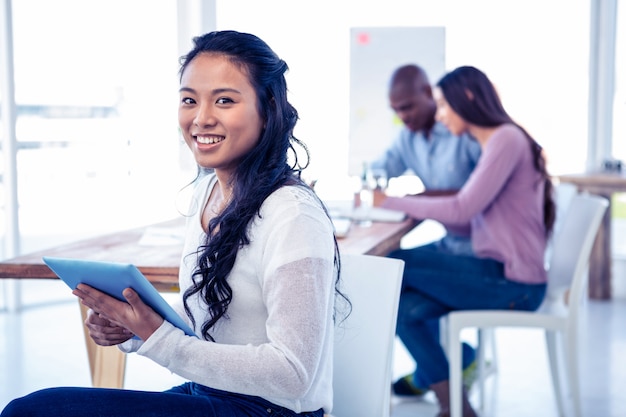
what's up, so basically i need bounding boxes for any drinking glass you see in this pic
[370,168,388,191]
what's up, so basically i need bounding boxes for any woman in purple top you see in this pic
[382,66,556,417]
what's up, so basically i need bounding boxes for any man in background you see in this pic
[371,63,481,255]
[370,64,481,397]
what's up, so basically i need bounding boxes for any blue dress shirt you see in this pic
[370,121,481,190]
[370,121,481,256]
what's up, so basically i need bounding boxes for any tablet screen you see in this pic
[43,256,197,338]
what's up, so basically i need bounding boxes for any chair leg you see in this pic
[449,323,464,417]
[474,327,498,410]
[565,328,582,417]
[440,315,449,351]
[485,327,498,376]
[476,329,487,409]
[546,331,566,417]
[448,324,499,415]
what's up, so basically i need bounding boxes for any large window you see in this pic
[613,1,625,161]
[2,0,184,255]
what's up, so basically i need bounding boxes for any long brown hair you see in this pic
[437,66,555,234]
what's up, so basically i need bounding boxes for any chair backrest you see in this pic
[544,182,579,266]
[552,182,579,236]
[330,254,405,417]
[544,193,608,303]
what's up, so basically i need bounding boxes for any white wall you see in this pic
[216,0,591,185]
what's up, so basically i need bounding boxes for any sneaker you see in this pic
[461,359,478,391]
[461,358,495,392]
[392,374,427,397]
[392,360,481,397]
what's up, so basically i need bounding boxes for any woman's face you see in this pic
[178,53,264,177]
[433,87,467,136]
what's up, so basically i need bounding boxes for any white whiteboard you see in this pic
[349,27,446,175]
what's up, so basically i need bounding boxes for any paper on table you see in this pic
[324,199,406,223]
[343,206,407,223]
[138,225,185,246]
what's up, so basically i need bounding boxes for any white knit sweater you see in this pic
[121,174,337,413]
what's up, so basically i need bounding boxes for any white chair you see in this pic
[447,193,608,417]
[440,181,581,411]
[328,254,405,417]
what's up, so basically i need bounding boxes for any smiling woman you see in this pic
[1,30,346,417]
[178,53,264,179]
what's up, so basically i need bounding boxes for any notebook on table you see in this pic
[349,206,407,222]
[42,256,197,338]
[325,200,407,223]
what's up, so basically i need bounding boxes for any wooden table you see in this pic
[0,215,418,388]
[0,216,416,291]
[0,218,185,293]
[557,171,626,300]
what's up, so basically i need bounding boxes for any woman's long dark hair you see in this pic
[436,66,556,235]
[179,31,346,341]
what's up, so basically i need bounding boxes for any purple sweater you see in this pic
[383,124,547,284]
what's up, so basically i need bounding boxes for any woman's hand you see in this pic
[74,284,165,343]
[84,308,134,346]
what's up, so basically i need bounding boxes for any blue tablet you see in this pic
[43,256,198,338]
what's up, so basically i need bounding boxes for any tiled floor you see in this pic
[1,219,625,416]
[390,298,626,417]
[2,270,625,417]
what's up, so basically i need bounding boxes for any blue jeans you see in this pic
[389,244,546,386]
[395,238,475,387]
[1,383,324,417]
[409,319,476,389]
